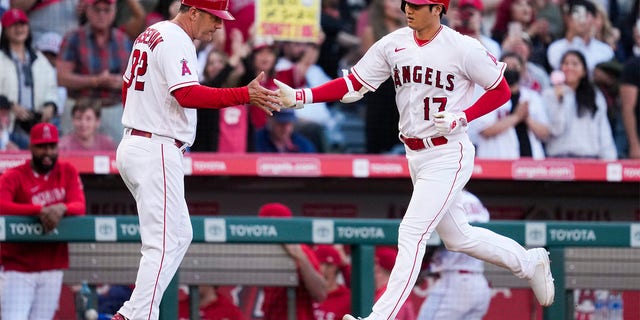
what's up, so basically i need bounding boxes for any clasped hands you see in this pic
[246,72,303,116]
[273,79,305,109]
[39,203,67,233]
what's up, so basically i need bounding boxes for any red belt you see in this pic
[457,270,475,274]
[433,270,478,279]
[400,135,448,150]
[130,128,185,149]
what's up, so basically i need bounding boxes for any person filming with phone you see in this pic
[546,0,614,75]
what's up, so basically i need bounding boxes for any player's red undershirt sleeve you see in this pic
[172,85,250,109]
[463,77,511,122]
[308,74,362,102]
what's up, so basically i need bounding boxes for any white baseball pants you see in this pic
[416,272,491,320]
[1,270,63,320]
[367,135,536,320]
[116,133,193,320]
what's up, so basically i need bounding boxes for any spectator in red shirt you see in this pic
[0,122,86,319]
[374,246,416,320]
[258,203,328,320]
[313,245,352,320]
[58,98,115,151]
[179,285,245,320]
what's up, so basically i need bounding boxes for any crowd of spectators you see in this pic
[0,0,638,159]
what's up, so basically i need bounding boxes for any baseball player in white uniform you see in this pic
[113,0,281,319]
[275,0,555,319]
[417,190,491,320]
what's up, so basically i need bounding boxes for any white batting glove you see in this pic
[433,111,468,135]
[274,79,305,109]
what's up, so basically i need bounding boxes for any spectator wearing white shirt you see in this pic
[546,0,614,75]
[469,52,551,159]
[34,31,67,119]
[501,32,551,93]
[542,50,617,159]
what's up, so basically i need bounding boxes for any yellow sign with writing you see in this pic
[255,0,321,42]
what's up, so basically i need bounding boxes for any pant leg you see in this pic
[368,138,474,320]
[417,273,490,320]
[435,201,534,279]
[463,275,491,320]
[30,270,63,320]
[416,277,447,320]
[1,271,37,320]
[116,136,193,320]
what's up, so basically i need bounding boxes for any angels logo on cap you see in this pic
[30,123,59,145]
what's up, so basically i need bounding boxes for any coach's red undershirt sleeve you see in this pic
[463,77,511,122]
[172,85,250,109]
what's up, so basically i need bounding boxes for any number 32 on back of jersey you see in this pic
[125,49,148,91]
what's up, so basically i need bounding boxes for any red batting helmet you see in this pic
[181,0,235,20]
[401,0,450,13]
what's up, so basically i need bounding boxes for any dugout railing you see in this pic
[1,216,639,320]
[65,242,300,320]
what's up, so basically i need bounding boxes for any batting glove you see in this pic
[274,79,305,109]
[433,111,468,135]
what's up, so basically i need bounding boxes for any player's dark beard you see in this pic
[32,154,57,174]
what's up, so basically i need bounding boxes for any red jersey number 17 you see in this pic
[423,96,447,120]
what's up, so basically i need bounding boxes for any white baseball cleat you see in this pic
[527,248,555,306]
[342,315,362,320]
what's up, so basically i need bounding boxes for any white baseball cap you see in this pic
[35,32,63,55]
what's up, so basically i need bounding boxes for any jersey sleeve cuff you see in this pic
[351,67,377,92]
[168,80,201,93]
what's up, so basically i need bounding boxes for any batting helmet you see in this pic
[181,0,235,20]
[401,0,450,13]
